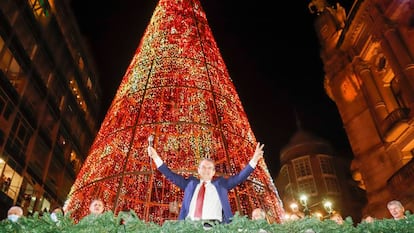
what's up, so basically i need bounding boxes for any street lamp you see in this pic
[297,194,337,218]
[323,200,333,216]
[299,194,308,206]
[299,194,310,216]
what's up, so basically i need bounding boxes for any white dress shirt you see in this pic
[188,180,222,222]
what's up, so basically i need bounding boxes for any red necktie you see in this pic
[194,182,206,219]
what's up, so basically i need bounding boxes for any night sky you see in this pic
[71,0,353,177]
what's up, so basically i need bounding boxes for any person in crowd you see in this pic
[0,174,5,190]
[7,205,23,222]
[289,212,304,221]
[360,215,375,223]
[89,199,105,215]
[387,200,406,220]
[329,211,344,224]
[2,177,11,192]
[251,208,268,232]
[251,208,266,221]
[287,203,304,221]
[147,142,265,224]
[50,207,64,222]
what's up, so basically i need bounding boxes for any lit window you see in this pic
[27,0,50,17]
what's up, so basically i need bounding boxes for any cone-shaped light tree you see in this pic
[64,0,285,224]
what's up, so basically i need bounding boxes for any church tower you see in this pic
[64,0,285,224]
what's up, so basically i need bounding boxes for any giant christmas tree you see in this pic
[64,0,285,224]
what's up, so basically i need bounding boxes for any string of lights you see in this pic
[64,0,285,225]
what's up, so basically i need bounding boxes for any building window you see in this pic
[6,113,32,161]
[279,165,290,183]
[293,157,316,195]
[0,89,14,120]
[0,45,14,73]
[324,176,340,194]
[20,181,36,214]
[0,158,23,201]
[0,37,25,93]
[297,177,317,195]
[70,150,81,173]
[293,156,312,178]
[27,0,50,18]
[8,58,24,93]
[319,156,335,175]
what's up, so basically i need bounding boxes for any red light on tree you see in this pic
[64,0,285,225]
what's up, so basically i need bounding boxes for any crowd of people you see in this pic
[280,199,409,225]
[1,192,411,226]
[1,141,411,226]
[3,198,104,223]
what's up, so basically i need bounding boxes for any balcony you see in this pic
[387,158,414,195]
[381,108,410,142]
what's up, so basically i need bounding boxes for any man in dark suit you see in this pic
[147,142,264,223]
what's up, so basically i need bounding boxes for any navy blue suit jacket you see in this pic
[158,163,255,223]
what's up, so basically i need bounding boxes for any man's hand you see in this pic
[251,142,264,164]
[148,146,164,167]
[147,146,160,160]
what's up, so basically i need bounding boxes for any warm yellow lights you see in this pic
[290,202,298,211]
[295,193,336,218]
[314,212,323,220]
[323,201,332,209]
[69,80,87,114]
[323,200,333,214]
[340,75,360,102]
[299,194,308,206]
